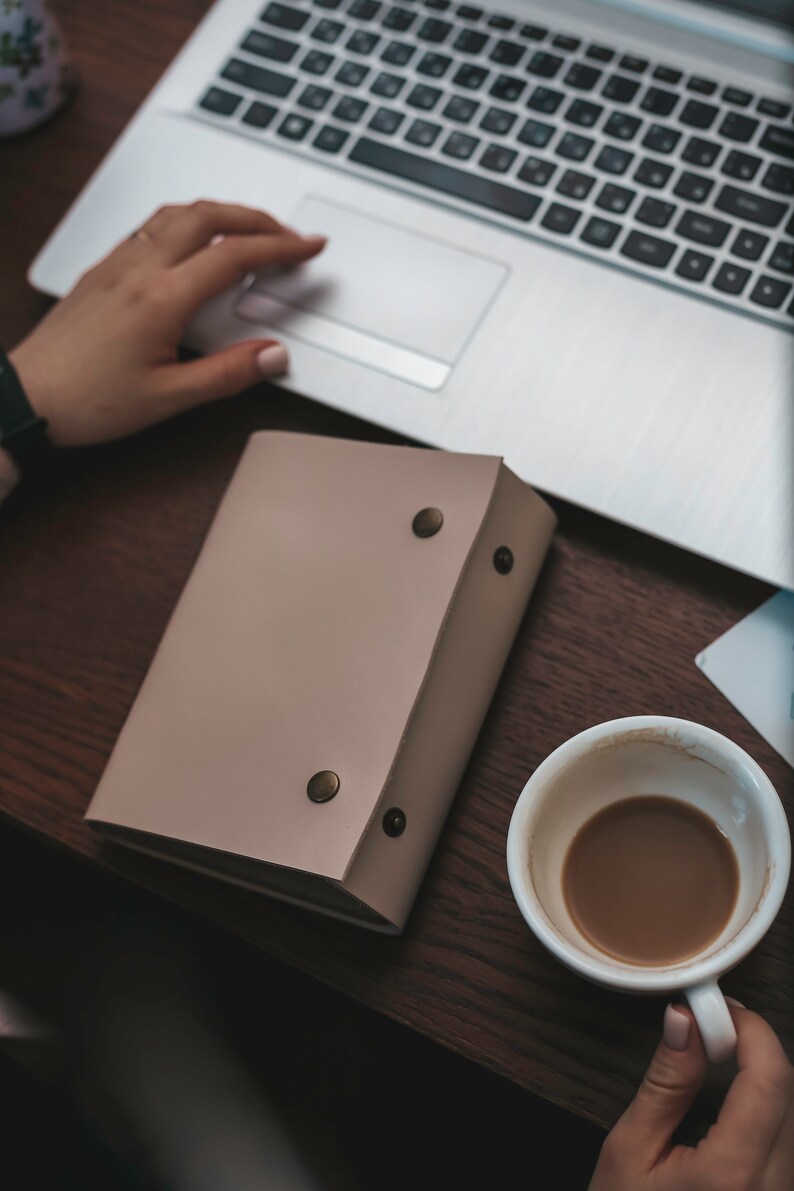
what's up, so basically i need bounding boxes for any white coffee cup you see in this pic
[506,716,790,1063]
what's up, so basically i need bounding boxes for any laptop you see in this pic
[29,0,794,587]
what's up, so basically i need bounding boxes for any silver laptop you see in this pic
[30,0,794,587]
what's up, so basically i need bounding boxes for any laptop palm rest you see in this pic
[234,195,508,391]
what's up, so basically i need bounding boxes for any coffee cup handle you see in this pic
[685,981,737,1064]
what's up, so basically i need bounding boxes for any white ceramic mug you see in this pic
[0,1,73,138]
[506,716,791,1064]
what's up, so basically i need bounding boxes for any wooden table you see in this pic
[1,0,791,1137]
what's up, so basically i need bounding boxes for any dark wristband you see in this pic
[0,348,53,475]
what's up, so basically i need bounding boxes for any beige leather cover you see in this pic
[86,432,556,932]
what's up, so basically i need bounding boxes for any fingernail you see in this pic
[256,344,289,377]
[725,997,745,1009]
[301,233,328,245]
[663,1004,691,1052]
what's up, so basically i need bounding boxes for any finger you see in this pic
[612,1005,708,1169]
[133,200,296,265]
[766,1087,794,1187]
[169,231,327,313]
[153,338,289,413]
[701,1006,794,1171]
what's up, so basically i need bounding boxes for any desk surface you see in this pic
[0,0,791,1136]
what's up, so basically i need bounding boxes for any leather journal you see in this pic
[85,431,556,933]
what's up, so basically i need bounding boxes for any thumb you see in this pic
[157,338,289,410]
[615,1005,708,1168]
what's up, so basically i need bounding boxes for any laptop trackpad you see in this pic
[234,195,508,391]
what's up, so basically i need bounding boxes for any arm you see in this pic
[0,447,18,505]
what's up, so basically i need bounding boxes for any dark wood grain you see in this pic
[1,0,791,1135]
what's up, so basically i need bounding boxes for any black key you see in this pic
[553,34,580,51]
[565,98,603,127]
[383,5,416,29]
[653,65,682,84]
[520,23,547,41]
[641,123,680,154]
[681,136,720,167]
[517,155,556,186]
[603,112,641,141]
[619,54,647,73]
[406,117,442,146]
[620,229,675,267]
[453,28,487,53]
[527,85,563,114]
[687,76,717,95]
[723,86,752,107]
[442,130,479,158]
[314,0,342,7]
[313,123,349,151]
[488,13,514,30]
[481,106,516,135]
[417,51,452,76]
[442,94,479,122]
[785,211,794,237]
[406,82,441,109]
[634,158,672,188]
[200,86,243,115]
[712,262,750,294]
[719,111,759,143]
[541,202,581,234]
[336,59,370,84]
[731,229,768,260]
[241,99,278,126]
[278,112,313,139]
[453,63,488,89]
[714,184,787,227]
[556,132,594,161]
[491,39,524,66]
[759,124,794,160]
[349,0,381,17]
[680,99,718,129]
[518,118,554,147]
[297,83,333,109]
[762,162,794,196]
[416,17,452,42]
[675,249,713,281]
[261,2,310,30]
[676,209,731,247]
[769,241,794,273]
[381,40,414,65]
[347,29,379,53]
[481,143,517,172]
[221,58,296,97]
[301,49,335,73]
[636,196,676,227]
[526,51,563,78]
[457,5,483,19]
[586,45,615,63]
[602,74,639,103]
[349,136,542,218]
[565,62,601,91]
[242,30,300,62]
[581,215,620,247]
[426,0,450,9]
[673,171,713,203]
[594,145,633,174]
[556,169,595,200]
[722,149,761,182]
[333,94,368,120]
[758,97,791,119]
[490,74,525,102]
[640,86,678,116]
[371,70,404,97]
[311,18,345,42]
[750,275,792,308]
[368,105,403,132]
[596,182,635,213]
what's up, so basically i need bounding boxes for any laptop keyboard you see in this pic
[194,0,794,326]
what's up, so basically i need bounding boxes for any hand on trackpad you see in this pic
[234,195,508,390]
